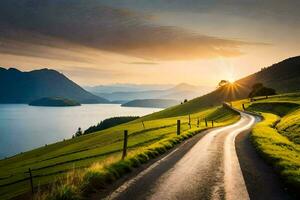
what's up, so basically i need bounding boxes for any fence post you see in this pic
[197,118,200,127]
[205,118,208,127]
[28,168,34,195]
[142,121,145,129]
[122,130,128,160]
[188,114,191,128]
[177,120,181,135]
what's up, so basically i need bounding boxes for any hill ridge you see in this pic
[0,67,109,104]
[139,56,300,121]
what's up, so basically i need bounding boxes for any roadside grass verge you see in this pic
[251,113,300,195]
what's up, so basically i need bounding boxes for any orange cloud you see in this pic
[0,1,262,61]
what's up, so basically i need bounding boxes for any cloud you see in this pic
[126,61,159,65]
[0,0,260,61]
[59,66,123,78]
[58,66,127,85]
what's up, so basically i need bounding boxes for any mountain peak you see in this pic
[8,68,21,73]
[0,67,109,104]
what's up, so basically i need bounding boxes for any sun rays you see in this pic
[219,81,249,102]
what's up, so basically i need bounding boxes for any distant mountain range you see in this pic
[0,68,109,104]
[7,54,297,108]
[86,83,213,102]
[85,84,174,93]
[0,67,213,107]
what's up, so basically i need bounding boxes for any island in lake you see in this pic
[29,97,81,107]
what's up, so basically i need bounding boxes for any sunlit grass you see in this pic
[232,94,300,193]
[251,113,300,192]
[277,108,300,144]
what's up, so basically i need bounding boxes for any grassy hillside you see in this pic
[231,55,300,98]
[121,99,179,108]
[232,93,300,195]
[251,113,300,195]
[277,109,300,144]
[117,56,300,122]
[0,103,239,199]
[237,56,300,93]
[148,56,300,120]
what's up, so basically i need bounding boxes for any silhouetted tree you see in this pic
[184,99,188,103]
[218,80,229,87]
[75,127,83,137]
[248,83,276,98]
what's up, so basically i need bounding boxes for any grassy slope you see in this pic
[232,93,300,194]
[121,99,179,108]
[134,56,300,122]
[236,56,300,94]
[155,56,300,118]
[135,95,241,122]
[251,113,300,192]
[0,103,239,199]
[277,109,300,144]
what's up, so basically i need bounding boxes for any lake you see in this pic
[0,104,161,158]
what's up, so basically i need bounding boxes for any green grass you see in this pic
[251,113,300,193]
[206,105,239,122]
[135,91,232,121]
[0,104,239,199]
[277,108,300,144]
[231,93,300,194]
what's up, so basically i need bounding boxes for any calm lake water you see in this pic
[0,104,161,158]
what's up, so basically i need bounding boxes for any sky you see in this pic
[0,0,299,86]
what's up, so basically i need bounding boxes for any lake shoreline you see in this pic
[0,104,161,159]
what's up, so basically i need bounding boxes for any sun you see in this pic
[228,77,235,83]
